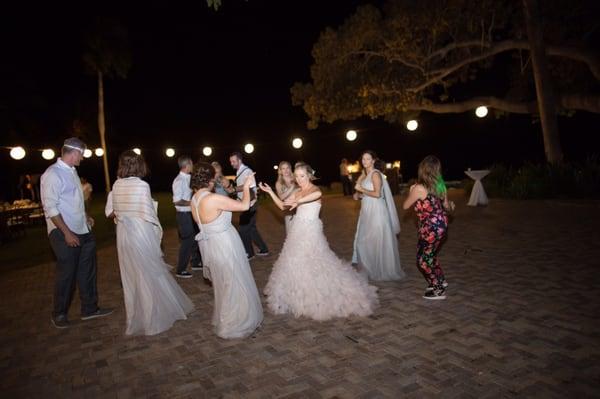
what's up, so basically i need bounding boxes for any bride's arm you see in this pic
[259,182,287,210]
[284,188,322,210]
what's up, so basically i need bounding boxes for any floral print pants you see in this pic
[416,225,446,292]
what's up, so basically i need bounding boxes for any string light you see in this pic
[244,143,254,154]
[83,149,92,158]
[165,148,175,157]
[292,138,303,149]
[133,148,141,155]
[406,120,418,131]
[10,146,26,160]
[475,106,488,118]
[95,148,104,157]
[42,149,55,160]
[202,146,212,156]
[346,130,357,141]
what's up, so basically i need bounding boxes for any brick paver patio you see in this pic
[1,191,599,398]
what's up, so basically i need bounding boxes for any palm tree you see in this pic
[83,18,132,192]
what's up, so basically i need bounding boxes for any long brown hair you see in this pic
[117,150,148,178]
[417,155,446,198]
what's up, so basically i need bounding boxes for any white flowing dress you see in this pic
[111,177,194,336]
[265,201,378,321]
[352,170,405,281]
[192,192,263,339]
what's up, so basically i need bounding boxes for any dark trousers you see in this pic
[341,175,353,196]
[176,211,202,273]
[48,229,98,317]
[239,203,268,257]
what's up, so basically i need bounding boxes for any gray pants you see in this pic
[176,211,202,273]
[48,229,98,317]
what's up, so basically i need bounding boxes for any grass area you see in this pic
[1,186,350,272]
[0,192,177,272]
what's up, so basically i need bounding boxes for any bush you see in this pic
[463,157,600,199]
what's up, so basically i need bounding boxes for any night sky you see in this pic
[2,0,599,198]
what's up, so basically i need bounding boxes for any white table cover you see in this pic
[465,170,490,206]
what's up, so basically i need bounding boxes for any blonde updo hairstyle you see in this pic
[294,162,317,181]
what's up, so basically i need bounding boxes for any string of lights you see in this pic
[2,106,491,162]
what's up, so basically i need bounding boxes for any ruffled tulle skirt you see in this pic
[265,217,378,321]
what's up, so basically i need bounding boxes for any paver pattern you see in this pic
[1,191,599,398]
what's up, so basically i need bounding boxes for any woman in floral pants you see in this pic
[403,155,453,300]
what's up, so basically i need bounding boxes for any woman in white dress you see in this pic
[259,162,378,321]
[352,150,405,281]
[110,151,194,336]
[190,162,263,339]
[274,161,296,231]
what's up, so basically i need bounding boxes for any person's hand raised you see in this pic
[258,182,273,194]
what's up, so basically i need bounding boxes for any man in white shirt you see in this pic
[172,155,202,278]
[41,137,113,329]
[229,152,269,260]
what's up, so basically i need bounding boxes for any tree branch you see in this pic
[560,93,600,113]
[424,40,490,62]
[344,50,426,74]
[405,94,600,114]
[413,40,600,92]
[407,96,537,114]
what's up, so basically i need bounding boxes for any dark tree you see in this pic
[292,0,600,163]
[83,18,132,192]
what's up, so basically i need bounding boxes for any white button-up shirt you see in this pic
[40,158,89,235]
[235,163,257,207]
[172,171,192,212]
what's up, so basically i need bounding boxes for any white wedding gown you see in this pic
[193,192,263,339]
[352,170,405,281]
[265,201,378,321]
[111,177,194,336]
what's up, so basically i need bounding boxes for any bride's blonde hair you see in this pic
[294,162,317,181]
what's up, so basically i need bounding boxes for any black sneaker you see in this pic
[51,314,69,329]
[423,290,446,300]
[425,282,449,292]
[256,250,270,257]
[191,265,203,271]
[81,308,114,321]
[247,254,256,260]
[176,271,193,278]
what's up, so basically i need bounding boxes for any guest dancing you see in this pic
[172,155,203,278]
[229,152,269,259]
[191,162,263,339]
[352,150,405,281]
[275,161,297,230]
[111,151,194,335]
[403,155,452,300]
[259,162,378,321]
[211,161,234,196]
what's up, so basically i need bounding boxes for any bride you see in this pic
[258,162,378,321]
